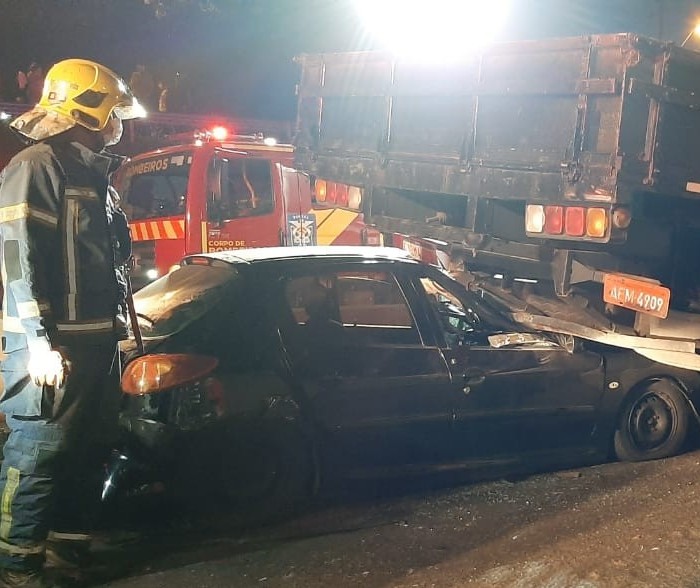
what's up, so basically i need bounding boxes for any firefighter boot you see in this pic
[0,568,70,588]
[43,533,91,574]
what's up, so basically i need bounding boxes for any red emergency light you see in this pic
[210,126,228,141]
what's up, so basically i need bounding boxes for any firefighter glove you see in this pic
[27,348,65,388]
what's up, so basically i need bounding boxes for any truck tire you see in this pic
[219,423,314,525]
[613,379,690,462]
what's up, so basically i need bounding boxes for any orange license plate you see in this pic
[603,274,670,319]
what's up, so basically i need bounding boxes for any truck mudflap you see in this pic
[508,311,700,371]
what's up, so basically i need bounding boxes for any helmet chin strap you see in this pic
[101,116,123,147]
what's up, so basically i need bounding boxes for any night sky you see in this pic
[1,0,700,120]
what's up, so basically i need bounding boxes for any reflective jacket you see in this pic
[0,138,129,357]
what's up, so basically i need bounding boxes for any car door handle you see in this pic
[463,369,485,386]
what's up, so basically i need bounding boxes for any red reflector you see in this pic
[565,207,585,236]
[544,206,564,234]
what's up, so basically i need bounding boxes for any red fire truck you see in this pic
[113,128,381,288]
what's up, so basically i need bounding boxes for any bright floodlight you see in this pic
[354,0,510,61]
[682,21,700,46]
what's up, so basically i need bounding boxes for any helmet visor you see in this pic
[114,98,147,120]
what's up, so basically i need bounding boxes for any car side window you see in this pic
[284,269,420,345]
[418,276,482,346]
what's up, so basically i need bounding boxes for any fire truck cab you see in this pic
[114,131,379,289]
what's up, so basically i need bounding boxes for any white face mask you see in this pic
[101,114,123,147]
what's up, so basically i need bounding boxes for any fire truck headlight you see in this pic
[146,269,160,281]
[353,0,510,61]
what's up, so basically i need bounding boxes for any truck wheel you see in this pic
[219,424,314,524]
[613,379,690,462]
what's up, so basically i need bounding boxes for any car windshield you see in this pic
[133,263,238,338]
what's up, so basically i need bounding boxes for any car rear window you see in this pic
[133,264,238,338]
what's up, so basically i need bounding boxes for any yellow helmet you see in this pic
[11,58,146,141]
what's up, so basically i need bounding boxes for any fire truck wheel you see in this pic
[613,379,690,462]
[219,423,314,523]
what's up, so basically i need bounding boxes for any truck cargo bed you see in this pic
[296,33,700,205]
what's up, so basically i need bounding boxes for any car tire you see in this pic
[218,423,314,524]
[613,379,690,462]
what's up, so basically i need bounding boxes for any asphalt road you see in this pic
[89,449,700,588]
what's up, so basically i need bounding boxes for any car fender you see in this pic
[599,353,700,441]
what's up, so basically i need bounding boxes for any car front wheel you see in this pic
[614,379,690,462]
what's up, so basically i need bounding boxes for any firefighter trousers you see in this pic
[0,338,120,572]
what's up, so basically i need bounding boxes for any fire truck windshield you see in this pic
[120,151,193,219]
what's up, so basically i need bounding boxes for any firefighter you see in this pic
[0,59,144,587]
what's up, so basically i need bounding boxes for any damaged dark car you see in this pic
[105,246,700,519]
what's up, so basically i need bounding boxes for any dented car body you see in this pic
[106,247,700,517]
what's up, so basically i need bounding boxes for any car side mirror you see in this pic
[437,305,479,346]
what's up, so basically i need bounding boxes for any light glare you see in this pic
[354,0,510,62]
[210,126,228,141]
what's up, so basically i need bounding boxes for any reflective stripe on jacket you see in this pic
[0,139,124,353]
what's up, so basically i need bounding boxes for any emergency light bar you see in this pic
[192,128,279,146]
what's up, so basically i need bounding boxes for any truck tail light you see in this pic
[527,203,609,239]
[586,207,607,238]
[565,207,585,236]
[348,186,362,210]
[313,179,356,207]
[335,184,349,207]
[525,205,545,233]
[544,206,564,234]
[122,354,219,395]
[315,179,328,202]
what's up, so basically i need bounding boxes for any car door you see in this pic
[411,268,607,463]
[277,262,456,477]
